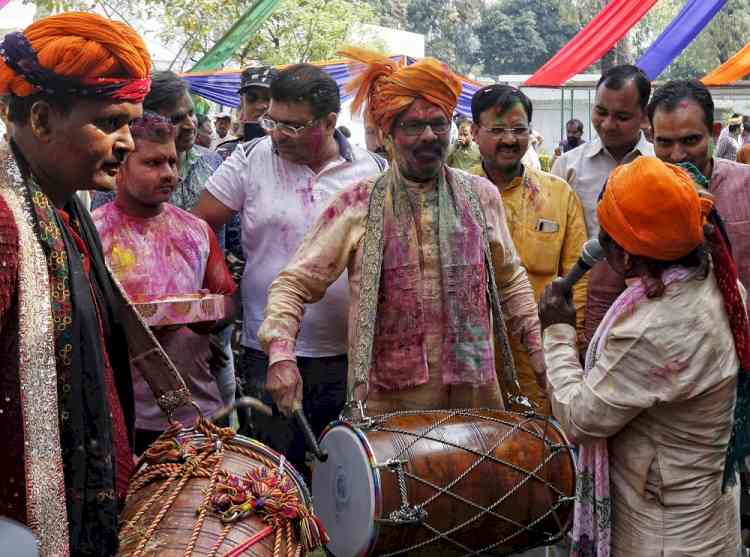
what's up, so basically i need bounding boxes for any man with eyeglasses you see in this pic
[256,48,543,417]
[469,84,587,415]
[193,64,385,475]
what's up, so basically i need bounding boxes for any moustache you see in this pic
[414,143,444,157]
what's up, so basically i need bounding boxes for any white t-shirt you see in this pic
[206,133,385,356]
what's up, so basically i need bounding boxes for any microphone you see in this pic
[557,238,605,294]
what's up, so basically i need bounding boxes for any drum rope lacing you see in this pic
[368,409,576,556]
[119,419,328,557]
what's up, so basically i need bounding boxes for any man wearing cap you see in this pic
[212,111,232,149]
[215,65,278,161]
[257,48,543,417]
[540,156,744,555]
[0,12,151,555]
[193,63,385,473]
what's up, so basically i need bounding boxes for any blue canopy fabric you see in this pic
[636,0,726,80]
[181,56,479,117]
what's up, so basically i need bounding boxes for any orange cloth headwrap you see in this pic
[597,156,713,261]
[338,47,463,133]
[0,12,151,101]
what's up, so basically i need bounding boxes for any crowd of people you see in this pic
[2,10,750,557]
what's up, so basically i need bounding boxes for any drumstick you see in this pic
[210,396,273,423]
[292,404,328,462]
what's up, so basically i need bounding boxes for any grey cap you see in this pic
[238,66,279,93]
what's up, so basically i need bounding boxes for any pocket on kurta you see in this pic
[520,226,562,276]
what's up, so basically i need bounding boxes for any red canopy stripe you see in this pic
[524,0,658,87]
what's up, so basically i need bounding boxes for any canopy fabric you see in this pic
[525,0,658,87]
[182,56,480,117]
[637,0,726,80]
[190,0,282,72]
[0,0,12,11]
[703,42,750,85]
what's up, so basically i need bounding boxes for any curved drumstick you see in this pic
[292,406,328,462]
[210,396,273,423]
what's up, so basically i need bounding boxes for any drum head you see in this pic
[312,423,378,557]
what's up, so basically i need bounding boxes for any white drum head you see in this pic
[312,423,379,557]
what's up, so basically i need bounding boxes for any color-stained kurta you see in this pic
[258,167,542,414]
[472,163,588,413]
[544,269,741,556]
[93,202,236,430]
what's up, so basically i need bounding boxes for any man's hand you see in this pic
[266,360,303,417]
[530,350,547,390]
[539,278,576,331]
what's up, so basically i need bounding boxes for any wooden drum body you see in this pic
[312,409,575,557]
[118,424,323,556]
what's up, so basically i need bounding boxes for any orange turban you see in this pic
[598,157,713,261]
[339,47,463,133]
[0,12,152,102]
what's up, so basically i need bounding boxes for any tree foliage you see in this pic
[27,0,377,70]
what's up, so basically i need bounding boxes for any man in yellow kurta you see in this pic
[258,48,544,417]
[470,84,588,414]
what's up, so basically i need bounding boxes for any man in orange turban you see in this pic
[258,48,543,427]
[0,12,151,556]
[539,156,747,554]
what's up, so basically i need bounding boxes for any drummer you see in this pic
[93,111,238,454]
[258,47,544,416]
[539,156,744,554]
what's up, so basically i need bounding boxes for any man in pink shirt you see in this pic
[93,112,237,453]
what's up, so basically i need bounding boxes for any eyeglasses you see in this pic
[479,126,530,138]
[259,115,318,137]
[397,120,451,137]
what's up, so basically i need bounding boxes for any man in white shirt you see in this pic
[552,65,654,239]
[193,64,385,473]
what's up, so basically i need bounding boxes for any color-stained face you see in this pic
[117,138,178,209]
[592,80,645,154]
[266,99,336,166]
[652,100,712,178]
[157,92,197,154]
[240,86,271,123]
[471,102,530,173]
[391,98,451,182]
[47,98,141,193]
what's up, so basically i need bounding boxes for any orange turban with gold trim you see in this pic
[597,156,713,261]
[338,47,462,133]
[0,12,151,102]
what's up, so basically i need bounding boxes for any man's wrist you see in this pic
[267,339,296,367]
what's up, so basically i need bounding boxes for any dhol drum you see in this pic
[118,419,327,557]
[312,409,575,557]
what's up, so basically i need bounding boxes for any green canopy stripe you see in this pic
[190,0,282,72]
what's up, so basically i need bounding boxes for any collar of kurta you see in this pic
[584,131,651,160]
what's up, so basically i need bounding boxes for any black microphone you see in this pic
[557,238,605,294]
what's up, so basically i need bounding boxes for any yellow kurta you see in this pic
[472,163,588,413]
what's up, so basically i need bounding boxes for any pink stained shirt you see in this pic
[93,201,236,430]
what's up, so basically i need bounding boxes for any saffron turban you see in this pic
[339,46,463,133]
[598,156,713,261]
[0,12,152,102]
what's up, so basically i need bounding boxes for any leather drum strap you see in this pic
[111,276,193,419]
